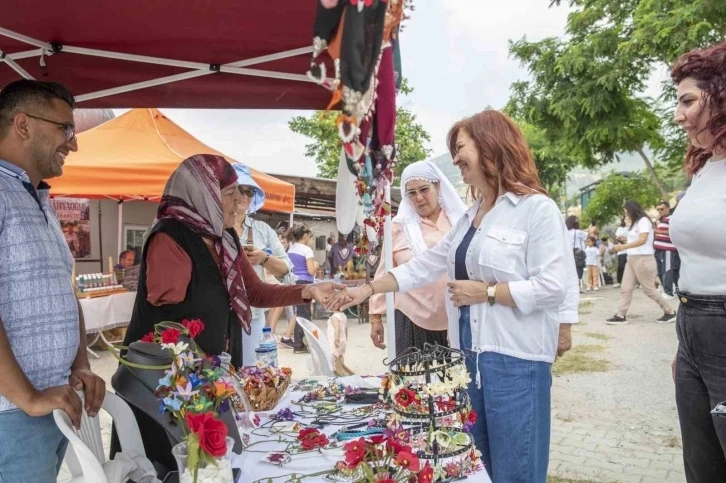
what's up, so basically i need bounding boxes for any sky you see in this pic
[117,1,573,178]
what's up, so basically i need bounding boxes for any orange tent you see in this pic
[52,108,295,213]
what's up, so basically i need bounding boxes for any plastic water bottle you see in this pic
[255,327,278,367]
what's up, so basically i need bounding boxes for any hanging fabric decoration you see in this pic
[308,0,407,255]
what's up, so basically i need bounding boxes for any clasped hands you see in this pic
[300,281,360,312]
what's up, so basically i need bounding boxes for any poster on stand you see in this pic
[50,198,92,259]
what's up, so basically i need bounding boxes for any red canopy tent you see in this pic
[0,1,333,108]
[0,1,401,359]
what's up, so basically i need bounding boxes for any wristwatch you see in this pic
[487,284,497,306]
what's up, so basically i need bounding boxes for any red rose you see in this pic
[140,332,155,343]
[468,410,477,425]
[344,438,366,467]
[182,319,205,339]
[417,463,434,483]
[161,328,182,344]
[185,412,229,458]
[395,451,420,472]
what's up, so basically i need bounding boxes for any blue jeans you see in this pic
[459,307,552,483]
[0,409,68,483]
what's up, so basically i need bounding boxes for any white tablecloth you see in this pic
[232,387,491,483]
[79,291,137,334]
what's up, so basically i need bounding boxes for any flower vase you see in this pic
[172,436,234,483]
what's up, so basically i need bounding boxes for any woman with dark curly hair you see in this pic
[669,40,726,483]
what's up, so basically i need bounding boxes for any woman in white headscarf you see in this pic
[232,163,296,366]
[369,160,467,356]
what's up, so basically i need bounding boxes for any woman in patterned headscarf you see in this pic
[368,161,467,356]
[123,154,341,367]
[120,154,342,469]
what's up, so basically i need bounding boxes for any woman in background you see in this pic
[607,200,676,325]
[287,223,319,353]
[267,226,298,348]
[368,160,466,355]
[232,163,295,366]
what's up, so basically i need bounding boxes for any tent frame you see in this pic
[2,24,398,362]
[0,26,327,103]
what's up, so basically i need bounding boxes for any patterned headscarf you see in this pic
[155,154,253,334]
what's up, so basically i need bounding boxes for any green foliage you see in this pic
[581,171,661,226]
[509,0,726,199]
[516,120,578,195]
[288,78,432,179]
[186,432,200,472]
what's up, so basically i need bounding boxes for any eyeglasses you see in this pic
[405,184,434,199]
[24,113,76,141]
[238,186,256,198]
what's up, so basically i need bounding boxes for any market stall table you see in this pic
[79,291,136,358]
[231,379,491,483]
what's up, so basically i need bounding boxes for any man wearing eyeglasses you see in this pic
[654,200,680,300]
[0,79,105,482]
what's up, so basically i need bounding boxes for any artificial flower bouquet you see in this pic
[232,364,292,411]
[142,320,236,483]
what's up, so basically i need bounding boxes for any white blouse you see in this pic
[670,158,726,294]
[389,192,579,365]
[625,217,655,256]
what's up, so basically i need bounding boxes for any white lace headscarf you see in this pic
[393,161,466,256]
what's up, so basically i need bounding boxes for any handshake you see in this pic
[300,281,373,312]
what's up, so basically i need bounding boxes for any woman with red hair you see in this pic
[327,110,579,482]
[669,40,726,483]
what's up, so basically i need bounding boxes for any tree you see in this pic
[515,120,578,202]
[288,78,431,179]
[541,0,726,174]
[507,14,671,199]
[581,171,661,227]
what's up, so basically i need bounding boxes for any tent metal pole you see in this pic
[0,26,311,68]
[5,48,43,60]
[61,45,312,69]
[62,46,208,70]
[220,66,318,83]
[117,200,123,259]
[384,180,395,362]
[76,70,211,102]
[0,25,327,102]
[0,27,52,50]
[0,50,34,79]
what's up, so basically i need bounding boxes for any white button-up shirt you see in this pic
[390,192,579,364]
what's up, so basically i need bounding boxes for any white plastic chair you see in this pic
[53,390,146,483]
[296,317,335,377]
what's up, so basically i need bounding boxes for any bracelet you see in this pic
[261,255,270,265]
[364,281,375,296]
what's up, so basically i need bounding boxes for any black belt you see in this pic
[677,291,726,307]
